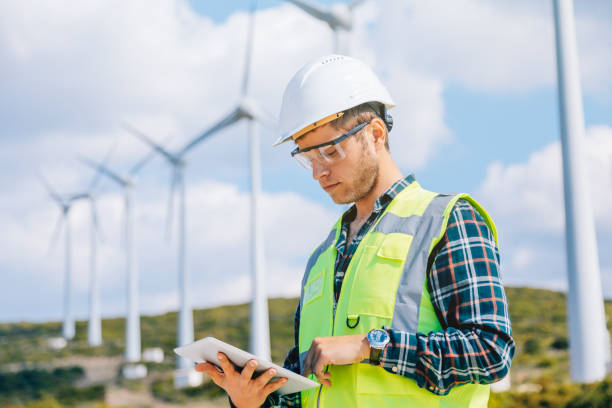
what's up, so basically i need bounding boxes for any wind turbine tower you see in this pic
[80,152,154,377]
[126,0,274,386]
[69,150,116,348]
[171,0,274,361]
[124,129,194,379]
[40,177,90,341]
[82,192,102,347]
[553,0,610,382]
[284,0,364,54]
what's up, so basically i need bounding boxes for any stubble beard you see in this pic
[332,143,379,205]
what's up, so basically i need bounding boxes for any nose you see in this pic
[312,159,329,181]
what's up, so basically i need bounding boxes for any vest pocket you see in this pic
[345,234,413,327]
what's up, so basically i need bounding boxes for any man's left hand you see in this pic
[301,334,370,387]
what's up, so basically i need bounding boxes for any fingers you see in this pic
[318,371,331,388]
[313,368,330,386]
[241,359,258,382]
[195,362,225,385]
[263,377,289,394]
[254,367,278,388]
[312,355,327,381]
[216,352,236,376]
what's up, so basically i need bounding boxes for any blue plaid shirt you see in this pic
[256,175,514,406]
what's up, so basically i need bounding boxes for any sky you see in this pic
[1,0,611,323]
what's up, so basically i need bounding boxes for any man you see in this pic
[197,55,515,407]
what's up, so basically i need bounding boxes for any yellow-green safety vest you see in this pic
[298,181,498,407]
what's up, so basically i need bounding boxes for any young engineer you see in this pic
[197,55,515,408]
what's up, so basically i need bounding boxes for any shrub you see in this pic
[551,336,569,350]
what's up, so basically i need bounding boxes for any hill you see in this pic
[2,288,612,407]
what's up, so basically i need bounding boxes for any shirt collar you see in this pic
[340,173,416,224]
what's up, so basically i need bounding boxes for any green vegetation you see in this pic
[0,366,105,406]
[0,297,299,369]
[151,377,226,402]
[490,377,612,408]
[2,289,612,407]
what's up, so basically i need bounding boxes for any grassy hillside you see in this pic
[2,288,612,407]
[0,297,299,368]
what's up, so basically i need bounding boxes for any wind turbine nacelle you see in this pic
[239,97,276,127]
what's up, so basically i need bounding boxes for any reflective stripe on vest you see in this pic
[297,182,496,407]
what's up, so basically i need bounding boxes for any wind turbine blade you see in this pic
[241,0,258,97]
[48,211,65,255]
[38,172,63,204]
[179,108,242,156]
[123,122,177,163]
[88,142,117,191]
[79,156,126,186]
[129,134,175,175]
[69,192,89,202]
[165,168,179,241]
[129,150,155,176]
[285,0,331,23]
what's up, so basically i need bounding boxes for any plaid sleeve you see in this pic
[380,199,515,395]
[260,304,302,407]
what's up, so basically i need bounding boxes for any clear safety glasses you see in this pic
[290,121,369,170]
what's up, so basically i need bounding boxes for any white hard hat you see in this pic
[274,55,395,146]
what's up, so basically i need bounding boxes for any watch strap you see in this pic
[369,346,383,365]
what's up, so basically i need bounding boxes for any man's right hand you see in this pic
[195,352,288,408]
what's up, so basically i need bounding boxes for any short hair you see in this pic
[330,102,390,151]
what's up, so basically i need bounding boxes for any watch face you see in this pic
[368,329,390,348]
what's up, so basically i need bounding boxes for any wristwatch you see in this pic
[367,328,390,366]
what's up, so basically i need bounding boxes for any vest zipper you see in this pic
[317,288,336,408]
[316,210,388,407]
[317,214,383,408]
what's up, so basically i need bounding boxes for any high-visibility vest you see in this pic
[298,182,497,407]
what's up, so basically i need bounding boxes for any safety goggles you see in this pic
[290,121,369,170]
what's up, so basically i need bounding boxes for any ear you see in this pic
[369,118,388,152]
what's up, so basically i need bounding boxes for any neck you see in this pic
[354,156,403,219]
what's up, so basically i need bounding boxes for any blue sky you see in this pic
[0,0,611,323]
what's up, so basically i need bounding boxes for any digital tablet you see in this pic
[174,337,319,395]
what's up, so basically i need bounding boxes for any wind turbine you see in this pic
[40,176,92,341]
[79,150,155,368]
[125,0,275,374]
[177,0,274,361]
[70,148,116,348]
[123,126,195,377]
[284,0,365,54]
[553,0,610,383]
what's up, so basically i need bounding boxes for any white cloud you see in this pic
[374,0,612,95]
[479,126,612,233]
[0,0,451,175]
[477,126,612,293]
[0,0,611,323]
[0,175,337,321]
